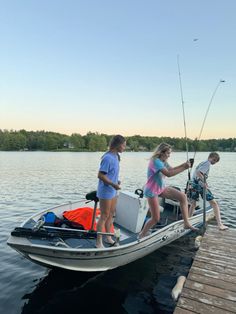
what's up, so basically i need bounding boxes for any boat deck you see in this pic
[174,225,236,314]
[21,203,178,249]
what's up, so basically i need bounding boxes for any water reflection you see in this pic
[20,234,197,314]
[21,269,126,314]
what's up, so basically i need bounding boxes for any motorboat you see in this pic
[7,189,214,272]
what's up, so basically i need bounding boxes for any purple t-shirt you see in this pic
[97,152,119,199]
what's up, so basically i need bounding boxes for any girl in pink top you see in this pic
[140,143,198,238]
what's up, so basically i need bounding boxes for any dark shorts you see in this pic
[189,180,214,202]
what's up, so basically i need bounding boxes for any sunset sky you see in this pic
[1,0,235,139]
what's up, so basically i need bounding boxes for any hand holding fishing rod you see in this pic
[181,159,194,173]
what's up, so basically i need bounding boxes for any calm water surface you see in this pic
[0,152,235,314]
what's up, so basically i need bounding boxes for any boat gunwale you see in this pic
[8,206,214,254]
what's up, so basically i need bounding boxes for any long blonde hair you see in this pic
[151,142,172,159]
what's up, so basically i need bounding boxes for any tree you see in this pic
[128,140,139,151]
[87,134,107,151]
[70,133,85,150]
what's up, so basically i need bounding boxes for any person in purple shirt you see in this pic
[96,135,126,248]
[140,143,198,238]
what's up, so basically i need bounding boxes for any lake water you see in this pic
[0,152,235,314]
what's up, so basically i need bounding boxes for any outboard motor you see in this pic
[86,191,99,203]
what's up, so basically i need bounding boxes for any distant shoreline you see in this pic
[0,129,235,152]
[0,149,235,153]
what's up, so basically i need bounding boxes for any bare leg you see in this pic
[161,187,198,231]
[96,199,112,248]
[105,197,117,244]
[189,200,197,217]
[209,199,228,230]
[139,196,160,238]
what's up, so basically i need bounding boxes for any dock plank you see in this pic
[177,296,233,314]
[193,250,236,264]
[200,242,236,255]
[187,272,236,292]
[194,254,236,270]
[190,265,236,284]
[174,307,197,314]
[181,286,236,312]
[185,279,236,301]
[193,260,236,276]
[174,225,236,314]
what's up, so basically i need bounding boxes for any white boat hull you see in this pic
[7,204,214,272]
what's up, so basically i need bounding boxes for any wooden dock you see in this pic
[174,225,236,314]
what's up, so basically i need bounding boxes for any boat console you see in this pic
[115,191,149,233]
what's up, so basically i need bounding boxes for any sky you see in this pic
[0,0,235,139]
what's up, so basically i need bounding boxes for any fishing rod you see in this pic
[177,55,190,180]
[177,54,225,192]
[186,79,225,197]
[191,79,225,163]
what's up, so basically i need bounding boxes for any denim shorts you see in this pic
[189,180,214,202]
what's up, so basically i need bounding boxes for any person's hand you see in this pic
[111,183,121,190]
[183,161,191,169]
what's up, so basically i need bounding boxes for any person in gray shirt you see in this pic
[189,152,228,230]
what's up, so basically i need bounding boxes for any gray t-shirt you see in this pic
[193,160,211,181]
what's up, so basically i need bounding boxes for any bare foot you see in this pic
[219,224,228,231]
[138,233,144,240]
[105,236,115,245]
[184,224,199,232]
[138,230,151,240]
[96,242,104,248]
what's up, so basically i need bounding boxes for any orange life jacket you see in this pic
[63,207,114,232]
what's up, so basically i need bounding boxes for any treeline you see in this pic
[0,129,235,152]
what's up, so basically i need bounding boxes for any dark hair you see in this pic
[109,135,126,150]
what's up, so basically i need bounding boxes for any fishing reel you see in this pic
[134,189,144,198]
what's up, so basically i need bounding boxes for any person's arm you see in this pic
[98,171,120,190]
[161,161,190,177]
[195,171,208,187]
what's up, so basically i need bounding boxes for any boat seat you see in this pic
[85,191,99,203]
[165,198,180,220]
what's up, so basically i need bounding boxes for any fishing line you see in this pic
[177,55,190,180]
[185,79,225,195]
[191,79,225,162]
[184,79,225,195]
